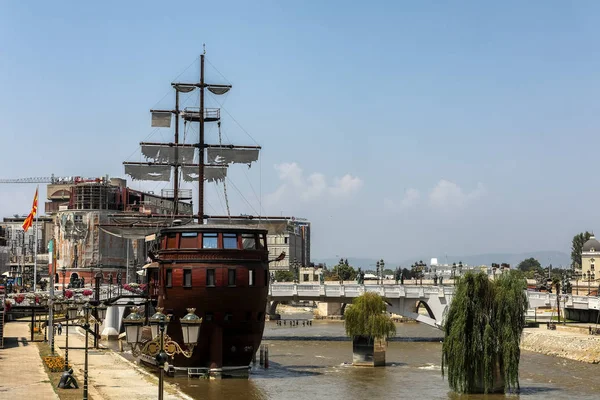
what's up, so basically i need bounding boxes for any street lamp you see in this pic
[379,259,385,285]
[291,259,300,284]
[452,263,457,286]
[123,307,202,400]
[81,302,107,400]
[64,302,80,371]
[61,266,67,296]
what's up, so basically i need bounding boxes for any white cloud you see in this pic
[265,162,363,207]
[384,188,421,212]
[329,174,364,196]
[428,180,485,210]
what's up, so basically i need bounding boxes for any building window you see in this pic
[183,269,192,287]
[242,234,256,249]
[258,234,266,249]
[207,269,215,287]
[249,269,255,286]
[202,233,218,249]
[223,233,238,249]
[284,237,289,244]
[166,269,172,288]
[592,264,595,271]
[205,312,213,322]
[303,273,309,281]
[225,313,233,322]
[228,269,237,286]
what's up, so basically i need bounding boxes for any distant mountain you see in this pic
[313,251,570,270]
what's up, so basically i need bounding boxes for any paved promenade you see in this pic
[0,321,59,399]
[53,326,191,400]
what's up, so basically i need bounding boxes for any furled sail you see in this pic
[124,164,171,181]
[207,148,259,167]
[151,111,172,128]
[141,144,196,163]
[181,165,227,183]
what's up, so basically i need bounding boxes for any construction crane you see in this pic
[0,174,109,184]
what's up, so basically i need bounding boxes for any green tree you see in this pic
[517,258,541,273]
[333,263,357,281]
[344,292,396,339]
[571,231,593,269]
[442,270,527,394]
[274,270,295,282]
[383,269,394,276]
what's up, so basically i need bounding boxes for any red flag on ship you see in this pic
[22,187,38,232]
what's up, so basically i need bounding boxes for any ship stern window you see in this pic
[183,269,192,287]
[249,269,255,286]
[207,269,216,287]
[166,232,177,249]
[242,234,256,249]
[202,233,218,249]
[180,232,198,248]
[166,269,173,288]
[228,269,237,286]
[223,233,238,249]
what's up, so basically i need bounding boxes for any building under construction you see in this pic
[1,176,192,289]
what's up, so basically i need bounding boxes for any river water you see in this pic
[152,316,600,400]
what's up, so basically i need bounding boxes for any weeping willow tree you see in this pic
[442,270,527,394]
[344,292,396,339]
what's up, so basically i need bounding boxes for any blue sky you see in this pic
[1,1,599,262]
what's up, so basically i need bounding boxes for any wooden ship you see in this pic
[115,50,278,377]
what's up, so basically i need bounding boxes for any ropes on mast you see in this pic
[218,121,231,219]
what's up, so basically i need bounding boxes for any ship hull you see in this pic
[149,225,271,376]
[157,264,268,371]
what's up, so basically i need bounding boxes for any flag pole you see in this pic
[33,185,38,293]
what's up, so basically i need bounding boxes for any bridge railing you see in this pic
[267,283,457,299]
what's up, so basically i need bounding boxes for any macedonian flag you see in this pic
[22,187,38,232]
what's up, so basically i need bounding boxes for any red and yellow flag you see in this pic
[22,187,38,232]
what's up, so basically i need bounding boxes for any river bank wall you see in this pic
[521,327,600,364]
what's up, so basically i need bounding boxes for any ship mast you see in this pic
[198,53,205,223]
[123,50,262,222]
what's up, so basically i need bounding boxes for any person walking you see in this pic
[57,322,63,335]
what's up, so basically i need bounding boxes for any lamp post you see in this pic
[64,302,79,371]
[452,263,457,286]
[82,302,107,400]
[291,259,300,284]
[123,307,202,400]
[61,266,67,296]
[379,259,385,285]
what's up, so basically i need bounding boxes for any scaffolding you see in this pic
[73,184,120,211]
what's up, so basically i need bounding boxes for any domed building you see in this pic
[580,235,600,290]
